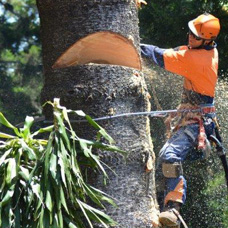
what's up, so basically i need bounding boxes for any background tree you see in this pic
[0,0,42,123]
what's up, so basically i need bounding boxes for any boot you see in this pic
[159,202,181,228]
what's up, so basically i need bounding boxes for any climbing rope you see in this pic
[16,108,204,127]
[67,108,202,123]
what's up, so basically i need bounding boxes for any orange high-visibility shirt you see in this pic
[163,46,218,97]
[140,44,219,98]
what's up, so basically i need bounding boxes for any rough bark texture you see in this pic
[37,0,158,227]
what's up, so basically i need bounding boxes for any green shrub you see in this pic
[0,98,125,228]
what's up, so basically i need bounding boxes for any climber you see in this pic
[140,13,220,227]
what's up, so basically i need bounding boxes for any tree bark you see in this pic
[37,0,158,227]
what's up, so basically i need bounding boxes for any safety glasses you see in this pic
[188,30,202,41]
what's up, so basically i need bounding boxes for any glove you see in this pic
[135,0,147,8]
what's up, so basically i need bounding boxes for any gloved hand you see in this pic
[135,0,147,8]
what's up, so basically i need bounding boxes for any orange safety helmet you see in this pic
[188,13,220,40]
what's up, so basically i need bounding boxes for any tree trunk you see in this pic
[37,0,158,227]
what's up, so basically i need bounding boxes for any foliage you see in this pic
[0,0,42,124]
[0,99,125,228]
[204,171,228,228]
[182,155,227,228]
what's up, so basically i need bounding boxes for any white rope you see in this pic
[16,108,204,127]
[44,108,202,123]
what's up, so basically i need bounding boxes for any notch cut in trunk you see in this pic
[52,31,142,70]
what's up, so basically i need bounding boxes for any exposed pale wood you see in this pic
[52,31,142,70]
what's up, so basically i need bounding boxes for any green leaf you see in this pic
[0,132,16,139]
[79,140,92,157]
[1,204,12,227]
[89,186,116,207]
[58,155,67,189]
[78,138,126,154]
[6,158,17,185]
[42,206,51,228]
[54,112,71,151]
[0,112,16,129]
[73,110,86,117]
[85,209,111,228]
[84,115,115,144]
[0,149,12,167]
[77,199,117,227]
[57,208,63,228]
[21,116,34,139]
[44,133,54,185]
[31,183,44,208]
[14,183,21,228]
[20,139,36,160]
[42,101,54,108]
[32,125,54,137]
[1,186,15,206]
[49,153,57,179]
[36,139,49,146]
[19,166,30,181]
[45,190,53,212]
[68,222,78,228]
[60,185,69,214]
[62,107,71,125]
[76,199,93,228]
[14,204,21,228]
[33,196,42,221]
[84,115,100,130]
[98,128,115,144]
[90,153,108,178]
[82,184,104,208]
[64,217,83,228]
[0,112,20,136]
[50,215,59,228]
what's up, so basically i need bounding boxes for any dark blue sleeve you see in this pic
[140,44,166,68]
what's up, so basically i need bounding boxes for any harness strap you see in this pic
[196,117,206,150]
[166,104,216,150]
[196,105,215,150]
[200,106,215,114]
